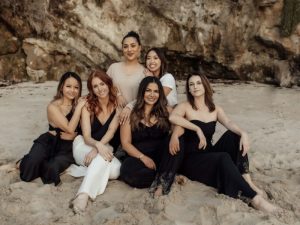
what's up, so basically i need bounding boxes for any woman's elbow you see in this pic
[169,114,176,123]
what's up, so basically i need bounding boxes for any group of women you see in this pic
[18,31,278,214]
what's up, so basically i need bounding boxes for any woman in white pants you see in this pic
[69,70,121,213]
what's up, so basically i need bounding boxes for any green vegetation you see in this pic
[280,0,300,36]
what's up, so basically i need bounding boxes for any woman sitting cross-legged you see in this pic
[68,70,121,214]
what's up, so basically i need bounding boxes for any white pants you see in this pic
[68,135,121,199]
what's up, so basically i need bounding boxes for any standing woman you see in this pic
[69,70,121,213]
[19,72,86,186]
[145,48,178,108]
[120,76,171,189]
[169,73,277,213]
[107,31,146,124]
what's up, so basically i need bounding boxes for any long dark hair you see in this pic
[122,31,141,45]
[130,76,170,131]
[53,72,82,110]
[86,70,117,119]
[186,73,215,112]
[145,47,168,77]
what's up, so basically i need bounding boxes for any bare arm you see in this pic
[169,102,207,149]
[217,105,250,155]
[163,86,172,96]
[47,98,86,134]
[169,102,202,134]
[120,120,156,170]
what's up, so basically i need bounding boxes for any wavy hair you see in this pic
[86,70,117,119]
[130,76,170,131]
[145,47,168,78]
[186,73,215,112]
[53,71,82,111]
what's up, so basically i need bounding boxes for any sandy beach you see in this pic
[0,81,299,225]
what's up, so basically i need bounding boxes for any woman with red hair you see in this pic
[69,70,121,214]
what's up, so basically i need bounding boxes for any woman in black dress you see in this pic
[169,73,277,213]
[19,72,86,186]
[120,76,174,189]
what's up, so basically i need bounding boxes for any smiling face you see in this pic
[91,77,109,99]
[61,77,80,100]
[122,37,141,62]
[188,75,205,97]
[146,50,162,77]
[144,82,159,105]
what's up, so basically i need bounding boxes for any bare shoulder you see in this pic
[47,100,59,112]
[215,105,224,112]
[173,101,190,113]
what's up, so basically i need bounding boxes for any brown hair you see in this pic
[53,71,82,111]
[186,73,215,112]
[130,76,170,132]
[86,70,117,118]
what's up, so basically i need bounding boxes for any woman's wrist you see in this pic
[138,153,144,160]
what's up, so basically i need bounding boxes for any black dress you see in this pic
[120,122,170,188]
[89,110,120,151]
[20,112,77,186]
[180,120,256,199]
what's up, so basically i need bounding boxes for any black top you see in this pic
[91,110,116,141]
[48,111,75,132]
[184,120,217,152]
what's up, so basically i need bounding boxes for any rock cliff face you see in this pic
[0,0,299,86]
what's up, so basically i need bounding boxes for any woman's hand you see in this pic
[143,68,153,76]
[140,155,156,170]
[117,95,127,108]
[84,148,98,166]
[76,96,87,109]
[96,142,114,161]
[240,132,250,156]
[119,107,131,125]
[169,135,180,155]
[196,128,207,150]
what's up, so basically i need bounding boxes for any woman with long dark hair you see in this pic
[145,47,178,107]
[169,73,278,213]
[19,72,86,186]
[119,76,172,188]
[69,70,121,214]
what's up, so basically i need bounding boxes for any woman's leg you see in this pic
[213,130,264,195]
[150,136,185,196]
[120,157,156,188]
[20,142,49,182]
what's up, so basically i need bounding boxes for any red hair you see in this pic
[86,70,117,117]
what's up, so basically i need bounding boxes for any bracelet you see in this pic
[138,154,144,160]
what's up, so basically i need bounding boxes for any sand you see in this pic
[0,81,299,225]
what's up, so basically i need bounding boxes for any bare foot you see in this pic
[251,195,278,214]
[154,186,163,198]
[0,163,17,172]
[243,174,266,197]
[72,193,88,214]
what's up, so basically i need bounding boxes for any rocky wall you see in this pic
[0,0,299,87]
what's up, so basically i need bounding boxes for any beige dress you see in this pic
[107,62,145,103]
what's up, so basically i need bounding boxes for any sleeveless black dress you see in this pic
[120,122,169,188]
[20,112,77,186]
[180,120,256,199]
[89,110,120,150]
